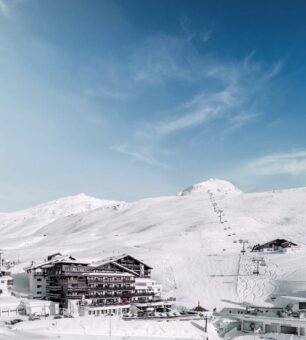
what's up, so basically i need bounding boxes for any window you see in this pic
[37,285,42,288]
[37,291,42,294]
[299,302,306,310]
[37,278,42,282]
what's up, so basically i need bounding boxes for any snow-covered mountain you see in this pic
[177,178,242,196]
[1,179,306,310]
[0,193,122,236]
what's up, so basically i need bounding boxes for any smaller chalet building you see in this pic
[252,239,298,253]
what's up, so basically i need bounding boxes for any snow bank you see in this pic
[12,317,212,339]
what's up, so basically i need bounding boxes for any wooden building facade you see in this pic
[43,254,156,310]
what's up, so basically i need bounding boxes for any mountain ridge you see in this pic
[1,179,306,309]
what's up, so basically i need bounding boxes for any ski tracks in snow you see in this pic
[237,254,279,304]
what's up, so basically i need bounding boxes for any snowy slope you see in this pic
[1,179,306,310]
[0,193,122,237]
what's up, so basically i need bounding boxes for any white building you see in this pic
[217,303,306,337]
[0,251,14,296]
[0,296,24,318]
[25,253,78,298]
[133,277,162,303]
[0,297,58,319]
[77,300,130,317]
[21,299,59,316]
[0,275,13,295]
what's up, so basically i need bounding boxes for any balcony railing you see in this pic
[88,278,135,283]
[47,286,62,291]
[88,303,129,307]
[89,292,133,298]
[66,294,85,299]
[88,286,134,290]
[134,291,154,296]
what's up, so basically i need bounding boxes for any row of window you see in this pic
[88,308,129,315]
[88,291,132,296]
[87,276,133,282]
[88,284,132,289]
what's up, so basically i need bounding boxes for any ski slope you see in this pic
[1,179,306,310]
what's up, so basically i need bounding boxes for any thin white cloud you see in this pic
[85,86,130,101]
[153,54,284,136]
[156,90,232,134]
[180,17,213,43]
[201,29,213,43]
[245,150,306,176]
[228,112,259,127]
[104,33,284,166]
[130,34,199,83]
[156,76,244,135]
[264,60,284,81]
[110,144,168,168]
[0,0,8,16]
[157,108,215,134]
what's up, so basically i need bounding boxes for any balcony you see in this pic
[90,292,133,298]
[88,278,135,283]
[88,286,134,291]
[66,294,85,299]
[47,293,62,299]
[47,286,62,291]
[134,291,154,297]
[67,289,88,294]
[34,272,45,277]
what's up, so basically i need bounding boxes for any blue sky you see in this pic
[1,0,306,210]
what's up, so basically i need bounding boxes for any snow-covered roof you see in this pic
[24,255,88,271]
[21,299,52,306]
[90,258,139,277]
[91,253,152,269]
[252,239,298,250]
[278,295,306,302]
[0,296,22,307]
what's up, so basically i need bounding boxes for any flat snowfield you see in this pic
[0,317,221,340]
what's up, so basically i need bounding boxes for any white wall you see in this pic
[27,268,47,298]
